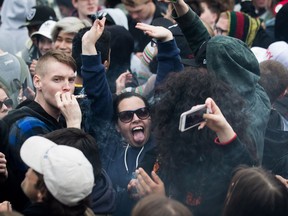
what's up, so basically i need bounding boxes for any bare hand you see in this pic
[0,152,8,181]
[55,92,82,128]
[135,23,173,42]
[82,17,106,55]
[127,179,141,200]
[199,97,235,143]
[134,167,165,197]
[115,71,133,95]
[29,59,38,76]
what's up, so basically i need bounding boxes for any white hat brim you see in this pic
[20,136,56,174]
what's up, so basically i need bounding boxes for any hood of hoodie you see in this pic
[1,0,35,29]
[206,35,260,99]
[206,35,271,162]
[91,169,116,214]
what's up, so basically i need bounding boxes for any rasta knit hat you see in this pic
[226,11,261,47]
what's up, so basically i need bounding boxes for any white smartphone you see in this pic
[179,104,208,132]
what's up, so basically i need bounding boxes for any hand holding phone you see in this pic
[179,104,209,132]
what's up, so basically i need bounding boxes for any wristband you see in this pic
[214,133,237,145]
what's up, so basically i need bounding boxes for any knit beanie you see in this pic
[226,11,261,47]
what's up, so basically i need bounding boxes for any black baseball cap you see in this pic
[20,5,57,28]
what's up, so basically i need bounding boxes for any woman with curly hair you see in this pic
[132,67,256,216]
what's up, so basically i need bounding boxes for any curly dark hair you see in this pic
[151,67,255,173]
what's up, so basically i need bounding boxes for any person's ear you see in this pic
[36,189,47,202]
[33,74,42,91]
[71,0,78,8]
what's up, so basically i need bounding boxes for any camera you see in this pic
[179,104,209,132]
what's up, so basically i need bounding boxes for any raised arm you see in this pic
[135,23,183,86]
[81,18,113,120]
[169,0,211,53]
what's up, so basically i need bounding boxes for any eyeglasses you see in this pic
[213,25,229,35]
[0,98,13,109]
[118,107,150,123]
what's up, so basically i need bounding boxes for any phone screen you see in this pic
[184,106,206,130]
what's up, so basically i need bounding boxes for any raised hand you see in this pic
[82,17,106,55]
[132,167,165,197]
[135,23,173,42]
[115,71,133,95]
[29,59,38,76]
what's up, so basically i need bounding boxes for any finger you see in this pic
[0,161,6,167]
[138,168,154,185]
[99,17,106,26]
[203,113,221,122]
[125,77,133,84]
[151,171,163,184]
[205,97,220,114]
[55,92,62,106]
[137,171,156,195]
[8,201,12,211]
[120,71,131,78]
[198,121,206,130]
[135,23,151,31]
[135,179,146,196]
[61,92,73,104]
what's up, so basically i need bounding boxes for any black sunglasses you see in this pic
[118,107,150,123]
[0,98,13,109]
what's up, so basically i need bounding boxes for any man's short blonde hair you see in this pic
[35,50,77,76]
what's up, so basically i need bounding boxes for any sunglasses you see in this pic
[0,98,13,109]
[118,107,150,123]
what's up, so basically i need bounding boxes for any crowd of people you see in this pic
[0,0,288,215]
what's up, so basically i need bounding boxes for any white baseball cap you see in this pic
[251,41,288,69]
[20,136,94,206]
[31,20,56,40]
